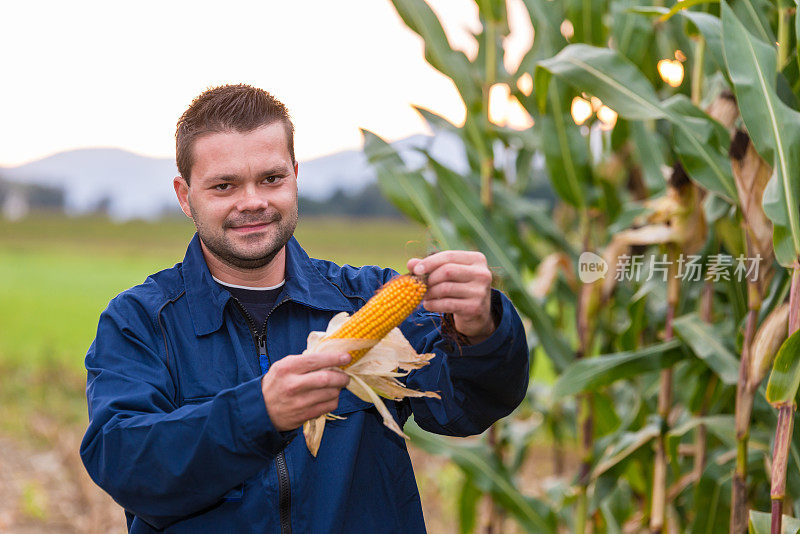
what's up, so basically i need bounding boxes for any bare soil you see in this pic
[0,420,566,533]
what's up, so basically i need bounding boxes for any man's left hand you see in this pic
[407,251,496,345]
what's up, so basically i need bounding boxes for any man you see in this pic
[80,84,529,533]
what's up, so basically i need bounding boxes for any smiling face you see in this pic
[174,122,299,271]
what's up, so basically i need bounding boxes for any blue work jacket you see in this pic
[80,233,530,533]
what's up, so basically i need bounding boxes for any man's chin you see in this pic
[226,240,282,259]
[217,248,282,270]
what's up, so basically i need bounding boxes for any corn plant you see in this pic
[364,0,800,532]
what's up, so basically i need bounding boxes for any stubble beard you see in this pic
[190,202,298,270]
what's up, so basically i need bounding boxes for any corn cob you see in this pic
[326,274,427,366]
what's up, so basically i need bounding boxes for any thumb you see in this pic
[407,257,422,274]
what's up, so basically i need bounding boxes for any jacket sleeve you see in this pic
[79,294,295,530]
[398,286,531,437]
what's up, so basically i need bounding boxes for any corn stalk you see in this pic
[575,217,597,534]
[765,265,800,534]
[727,127,775,533]
[650,250,679,533]
[719,2,800,531]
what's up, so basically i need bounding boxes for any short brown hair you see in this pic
[175,84,295,182]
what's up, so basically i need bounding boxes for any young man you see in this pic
[80,84,529,533]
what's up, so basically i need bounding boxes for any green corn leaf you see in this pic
[657,0,720,22]
[425,155,574,371]
[389,0,481,106]
[413,106,460,134]
[629,7,728,77]
[662,94,737,202]
[517,0,568,72]
[537,79,592,208]
[591,422,661,479]
[689,462,732,533]
[553,340,685,397]
[731,0,776,44]
[476,0,509,27]
[361,129,461,249]
[492,186,580,260]
[722,2,800,267]
[797,0,800,69]
[458,476,481,534]
[666,415,736,475]
[673,313,740,385]
[749,510,800,533]
[536,44,663,120]
[566,0,607,46]
[766,328,800,405]
[611,0,656,65]
[678,10,726,72]
[536,44,736,202]
[630,121,667,195]
[407,420,558,533]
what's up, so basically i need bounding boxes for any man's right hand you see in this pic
[261,352,352,431]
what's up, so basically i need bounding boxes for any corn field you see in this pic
[364,0,800,532]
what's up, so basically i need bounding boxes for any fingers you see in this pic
[302,398,342,421]
[407,257,422,273]
[302,387,346,407]
[409,254,493,335]
[408,254,492,289]
[407,255,492,308]
[423,280,485,301]
[422,297,486,316]
[425,263,491,287]
[282,352,351,374]
[274,391,343,429]
[262,363,351,431]
[292,369,350,392]
[409,250,487,276]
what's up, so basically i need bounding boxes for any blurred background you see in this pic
[5,0,800,532]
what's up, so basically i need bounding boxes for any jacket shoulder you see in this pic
[104,263,184,326]
[308,257,400,301]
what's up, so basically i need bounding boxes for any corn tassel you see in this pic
[325,274,427,365]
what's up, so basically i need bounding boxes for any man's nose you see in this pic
[235,183,268,211]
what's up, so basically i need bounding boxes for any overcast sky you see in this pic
[0,1,531,167]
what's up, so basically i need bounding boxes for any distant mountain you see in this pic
[0,132,467,220]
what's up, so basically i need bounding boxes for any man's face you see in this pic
[174,123,299,270]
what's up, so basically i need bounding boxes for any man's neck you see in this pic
[200,242,287,288]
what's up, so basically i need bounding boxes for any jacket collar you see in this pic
[182,233,354,336]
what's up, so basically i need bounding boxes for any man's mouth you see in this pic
[228,222,270,233]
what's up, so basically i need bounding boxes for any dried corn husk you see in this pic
[748,303,790,392]
[529,252,576,299]
[730,129,774,296]
[301,312,439,456]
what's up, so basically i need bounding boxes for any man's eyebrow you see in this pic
[257,165,293,177]
[207,174,238,183]
[206,165,292,183]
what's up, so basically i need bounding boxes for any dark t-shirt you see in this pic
[214,278,284,331]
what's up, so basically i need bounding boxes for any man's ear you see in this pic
[293,161,299,178]
[173,176,192,219]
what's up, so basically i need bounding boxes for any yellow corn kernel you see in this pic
[327,274,427,366]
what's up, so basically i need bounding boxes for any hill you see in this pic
[0,133,467,220]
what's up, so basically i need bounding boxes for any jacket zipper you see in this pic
[232,298,292,534]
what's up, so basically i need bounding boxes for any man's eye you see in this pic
[213,183,231,191]
[264,175,281,184]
